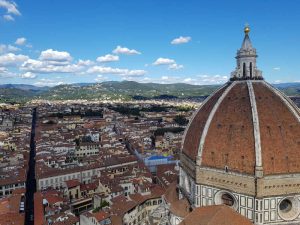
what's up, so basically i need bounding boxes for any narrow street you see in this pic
[25,108,37,225]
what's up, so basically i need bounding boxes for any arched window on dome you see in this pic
[250,62,253,78]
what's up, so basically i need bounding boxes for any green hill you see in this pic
[0,81,299,103]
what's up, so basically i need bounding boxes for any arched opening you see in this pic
[250,62,253,78]
[221,193,235,206]
[243,63,246,78]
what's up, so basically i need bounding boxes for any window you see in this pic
[225,166,229,173]
[280,199,292,212]
[221,193,234,206]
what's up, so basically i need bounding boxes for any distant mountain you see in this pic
[0,84,49,91]
[0,81,299,103]
[274,82,300,96]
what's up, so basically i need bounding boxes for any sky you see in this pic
[0,0,300,86]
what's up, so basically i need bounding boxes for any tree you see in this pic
[173,115,189,126]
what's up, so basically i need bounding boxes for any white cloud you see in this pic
[3,14,13,21]
[168,63,184,70]
[39,49,72,62]
[15,37,26,45]
[0,0,21,21]
[273,67,281,71]
[126,74,228,85]
[94,75,108,82]
[0,66,16,78]
[97,54,119,63]
[77,59,94,66]
[20,72,36,79]
[183,78,192,82]
[0,44,20,53]
[87,66,146,77]
[21,58,83,73]
[112,46,141,55]
[195,74,228,84]
[34,79,64,87]
[0,0,20,15]
[171,36,191,45]
[0,53,29,66]
[153,57,175,65]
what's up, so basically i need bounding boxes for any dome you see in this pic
[178,26,300,225]
[182,80,300,176]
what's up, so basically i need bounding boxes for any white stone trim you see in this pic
[199,166,255,179]
[197,81,237,165]
[263,82,300,123]
[247,81,263,177]
[180,82,230,153]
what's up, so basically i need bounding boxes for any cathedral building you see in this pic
[177,26,300,225]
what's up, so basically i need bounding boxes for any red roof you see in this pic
[65,179,80,189]
[34,192,45,225]
[93,211,110,221]
[179,205,253,225]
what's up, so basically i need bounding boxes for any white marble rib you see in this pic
[196,81,237,165]
[264,82,300,123]
[180,82,230,153]
[247,81,263,175]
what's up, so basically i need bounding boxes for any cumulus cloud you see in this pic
[0,44,20,53]
[0,0,20,15]
[0,0,21,21]
[0,66,18,78]
[39,49,72,62]
[94,75,108,82]
[15,37,26,45]
[20,72,36,79]
[97,54,119,63]
[112,46,141,55]
[0,53,29,67]
[171,36,191,45]
[126,74,228,85]
[168,63,184,70]
[3,14,13,21]
[153,57,175,65]
[21,58,83,73]
[195,74,228,84]
[87,66,146,77]
[34,78,64,87]
[77,59,94,66]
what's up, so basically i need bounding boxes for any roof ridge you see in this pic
[181,82,230,156]
[247,80,263,177]
[263,81,300,123]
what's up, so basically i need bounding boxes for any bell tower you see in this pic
[231,25,263,80]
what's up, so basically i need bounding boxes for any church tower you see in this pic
[231,25,263,80]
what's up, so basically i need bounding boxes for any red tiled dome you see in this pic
[182,80,300,176]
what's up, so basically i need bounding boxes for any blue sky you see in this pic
[0,0,299,86]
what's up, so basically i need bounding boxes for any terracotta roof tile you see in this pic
[179,205,253,225]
